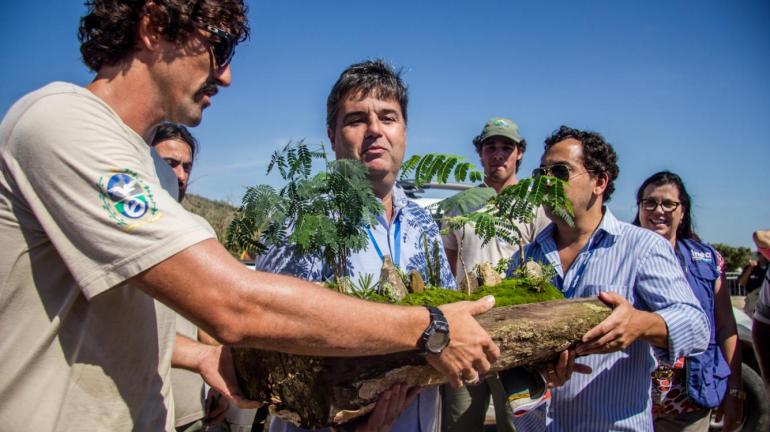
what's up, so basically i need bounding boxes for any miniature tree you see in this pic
[226,140,382,292]
[400,154,574,291]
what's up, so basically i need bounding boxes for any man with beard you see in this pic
[0,2,498,430]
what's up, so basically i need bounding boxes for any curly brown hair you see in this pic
[544,125,620,202]
[78,0,249,71]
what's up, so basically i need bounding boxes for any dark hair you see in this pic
[326,59,408,130]
[473,136,528,173]
[632,170,699,241]
[151,122,198,160]
[544,125,619,202]
[78,0,249,71]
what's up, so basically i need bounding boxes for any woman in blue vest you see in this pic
[633,171,743,431]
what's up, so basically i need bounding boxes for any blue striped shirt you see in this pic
[509,209,709,432]
[256,185,455,432]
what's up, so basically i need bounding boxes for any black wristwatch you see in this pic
[419,306,450,355]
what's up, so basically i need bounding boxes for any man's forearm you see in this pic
[172,333,211,372]
[137,239,429,356]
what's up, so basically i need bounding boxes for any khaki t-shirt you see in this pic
[442,196,551,280]
[0,82,214,431]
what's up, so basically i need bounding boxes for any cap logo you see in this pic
[494,119,509,127]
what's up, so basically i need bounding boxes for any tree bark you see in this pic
[232,298,611,429]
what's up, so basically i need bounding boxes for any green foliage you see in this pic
[433,186,496,216]
[491,176,574,229]
[401,153,572,271]
[400,154,483,187]
[225,185,286,256]
[399,277,563,307]
[227,140,383,280]
[493,257,512,275]
[181,194,237,254]
[711,243,753,272]
[421,235,443,286]
[443,176,574,269]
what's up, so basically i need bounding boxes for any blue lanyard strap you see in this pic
[367,214,401,268]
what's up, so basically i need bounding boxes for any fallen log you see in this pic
[232,297,611,429]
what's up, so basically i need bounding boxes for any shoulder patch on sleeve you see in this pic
[97,168,161,231]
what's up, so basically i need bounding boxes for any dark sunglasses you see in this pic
[532,164,594,181]
[197,24,236,70]
[638,199,681,213]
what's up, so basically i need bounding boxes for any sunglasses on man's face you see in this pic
[197,24,236,70]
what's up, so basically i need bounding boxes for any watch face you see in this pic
[426,331,449,352]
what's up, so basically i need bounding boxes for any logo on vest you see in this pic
[98,169,160,231]
[691,250,713,262]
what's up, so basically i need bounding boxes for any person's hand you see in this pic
[196,344,263,409]
[748,259,758,268]
[576,292,650,355]
[427,296,500,389]
[354,383,421,432]
[714,389,744,432]
[202,388,229,427]
[540,349,592,387]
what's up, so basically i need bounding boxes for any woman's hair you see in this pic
[632,170,699,241]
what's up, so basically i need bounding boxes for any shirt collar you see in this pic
[533,206,622,248]
[391,184,409,213]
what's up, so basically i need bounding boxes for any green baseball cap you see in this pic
[476,117,523,146]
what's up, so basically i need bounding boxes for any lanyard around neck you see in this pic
[367,215,402,268]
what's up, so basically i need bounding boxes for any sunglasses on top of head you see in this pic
[531,164,595,181]
[196,24,236,70]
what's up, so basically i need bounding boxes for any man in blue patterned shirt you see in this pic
[257,60,458,432]
[510,126,709,431]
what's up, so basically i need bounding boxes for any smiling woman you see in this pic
[633,171,744,432]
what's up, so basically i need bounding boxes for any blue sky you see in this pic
[1,0,768,248]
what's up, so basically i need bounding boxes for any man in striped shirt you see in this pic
[510,126,709,431]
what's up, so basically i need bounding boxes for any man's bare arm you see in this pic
[135,239,499,384]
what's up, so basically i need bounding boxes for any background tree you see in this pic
[711,243,753,273]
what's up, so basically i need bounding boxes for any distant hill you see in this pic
[182,194,236,251]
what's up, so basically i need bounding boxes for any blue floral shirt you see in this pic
[256,185,456,432]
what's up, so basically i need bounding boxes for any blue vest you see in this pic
[676,239,731,408]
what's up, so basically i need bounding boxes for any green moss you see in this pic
[399,277,563,307]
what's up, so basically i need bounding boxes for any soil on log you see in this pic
[232,298,611,429]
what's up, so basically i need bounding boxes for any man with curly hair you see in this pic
[508,126,709,431]
[0,2,499,431]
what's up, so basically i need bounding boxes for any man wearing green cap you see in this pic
[441,117,551,431]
